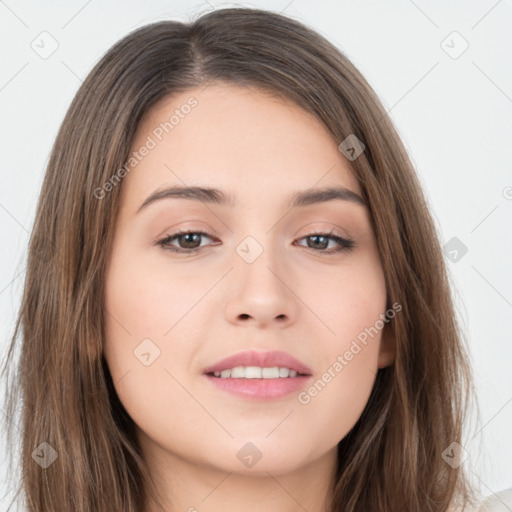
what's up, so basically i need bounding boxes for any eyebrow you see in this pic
[136,184,366,213]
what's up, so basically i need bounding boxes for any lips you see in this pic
[203,349,313,376]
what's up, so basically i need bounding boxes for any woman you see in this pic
[1,7,485,512]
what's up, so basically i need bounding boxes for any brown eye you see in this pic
[156,231,216,253]
[174,232,202,249]
[295,232,355,254]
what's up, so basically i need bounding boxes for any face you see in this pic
[103,82,395,479]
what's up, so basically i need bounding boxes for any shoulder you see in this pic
[476,487,512,512]
[448,488,512,512]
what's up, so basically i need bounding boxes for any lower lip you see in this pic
[204,374,312,399]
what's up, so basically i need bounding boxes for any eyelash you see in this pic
[155,229,355,255]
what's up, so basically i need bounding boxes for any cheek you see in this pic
[294,352,378,454]
[294,275,386,444]
[104,243,210,344]
[292,253,386,439]
[102,245,209,401]
[299,249,387,343]
[102,251,208,446]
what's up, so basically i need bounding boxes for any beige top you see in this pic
[477,488,512,511]
[447,488,512,511]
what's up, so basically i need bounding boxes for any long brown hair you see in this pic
[1,7,477,512]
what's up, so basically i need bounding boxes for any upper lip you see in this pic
[203,350,313,376]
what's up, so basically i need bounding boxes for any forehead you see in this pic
[122,83,362,209]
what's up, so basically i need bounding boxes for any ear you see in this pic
[377,327,396,369]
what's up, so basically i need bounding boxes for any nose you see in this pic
[224,241,298,329]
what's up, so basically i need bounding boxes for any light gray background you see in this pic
[1,0,511,508]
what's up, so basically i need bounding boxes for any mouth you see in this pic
[202,349,312,376]
[202,350,313,399]
[206,366,310,379]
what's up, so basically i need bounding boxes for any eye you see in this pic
[156,230,217,254]
[156,229,355,255]
[294,230,355,254]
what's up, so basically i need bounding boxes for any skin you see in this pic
[103,82,395,512]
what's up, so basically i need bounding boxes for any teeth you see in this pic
[212,366,300,379]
